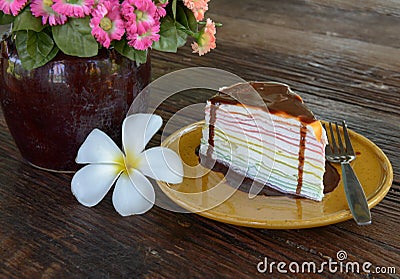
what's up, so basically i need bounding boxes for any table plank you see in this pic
[210,0,400,47]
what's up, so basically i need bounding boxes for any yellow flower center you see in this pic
[120,148,141,174]
[43,0,53,7]
[198,34,207,47]
[135,10,143,20]
[113,152,141,176]
[100,17,112,31]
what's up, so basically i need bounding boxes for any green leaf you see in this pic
[176,5,197,33]
[175,22,188,48]
[113,39,147,65]
[172,0,177,19]
[12,8,45,32]
[152,16,187,52]
[0,12,14,25]
[152,16,177,52]
[15,30,59,70]
[184,6,198,33]
[26,31,52,57]
[52,17,98,57]
[176,5,189,29]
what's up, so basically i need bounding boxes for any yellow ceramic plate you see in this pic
[158,121,393,229]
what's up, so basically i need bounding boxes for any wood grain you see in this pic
[1,0,399,278]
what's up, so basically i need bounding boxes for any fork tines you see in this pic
[323,121,355,158]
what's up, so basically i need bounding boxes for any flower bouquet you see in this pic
[0,0,218,70]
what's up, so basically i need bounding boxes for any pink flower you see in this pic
[90,0,100,11]
[121,0,156,34]
[154,0,167,21]
[192,7,206,21]
[90,0,125,48]
[127,24,159,50]
[121,0,160,50]
[191,18,216,56]
[52,0,94,17]
[183,0,208,21]
[182,0,207,10]
[31,0,67,25]
[0,0,27,15]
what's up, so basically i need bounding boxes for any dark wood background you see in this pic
[1,0,399,278]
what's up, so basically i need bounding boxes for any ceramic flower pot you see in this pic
[0,36,151,172]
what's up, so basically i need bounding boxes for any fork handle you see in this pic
[341,162,371,225]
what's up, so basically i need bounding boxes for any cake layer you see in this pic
[199,82,327,201]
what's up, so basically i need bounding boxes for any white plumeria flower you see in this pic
[71,114,183,216]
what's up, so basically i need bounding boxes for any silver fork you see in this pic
[323,121,371,225]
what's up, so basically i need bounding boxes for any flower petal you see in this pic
[122,114,162,158]
[112,170,155,216]
[71,164,122,207]
[76,129,124,164]
[138,147,183,184]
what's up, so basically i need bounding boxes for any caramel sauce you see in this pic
[209,82,317,124]
[296,124,308,194]
[323,161,341,193]
[207,103,217,149]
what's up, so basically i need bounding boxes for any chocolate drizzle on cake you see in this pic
[207,102,218,158]
[296,124,308,194]
[209,82,317,124]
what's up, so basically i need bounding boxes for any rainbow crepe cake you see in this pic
[199,82,327,201]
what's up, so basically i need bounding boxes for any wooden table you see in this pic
[1,0,399,278]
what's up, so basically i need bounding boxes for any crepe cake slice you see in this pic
[199,81,327,201]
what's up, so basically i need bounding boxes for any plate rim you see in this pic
[158,121,394,229]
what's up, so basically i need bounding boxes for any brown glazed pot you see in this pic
[0,36,151,172]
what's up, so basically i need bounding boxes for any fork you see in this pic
[323,121,371,225]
